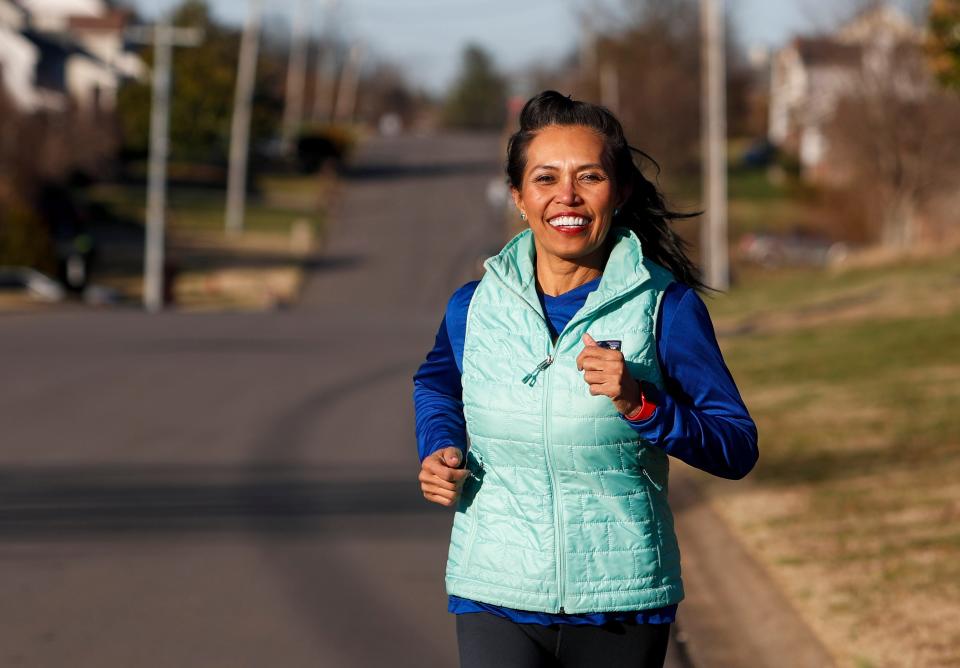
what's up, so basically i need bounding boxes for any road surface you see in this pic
[0,133,742,666]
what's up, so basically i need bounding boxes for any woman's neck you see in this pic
[534,243,607,297]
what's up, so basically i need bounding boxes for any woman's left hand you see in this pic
[576,333,641,416]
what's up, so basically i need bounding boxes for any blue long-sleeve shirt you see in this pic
[413,277,758,625]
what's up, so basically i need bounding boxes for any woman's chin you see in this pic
[544,240,606,263]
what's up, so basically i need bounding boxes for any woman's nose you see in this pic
[556,177,581,204]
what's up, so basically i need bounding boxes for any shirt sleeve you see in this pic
[621,283,759,480]
[412,282,478,463]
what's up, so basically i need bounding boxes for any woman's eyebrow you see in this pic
[531,163,606,171]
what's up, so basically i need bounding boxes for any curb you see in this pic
[670,470,835,667]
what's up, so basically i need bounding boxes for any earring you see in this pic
[520,212,527,221]
[614,208,620,216]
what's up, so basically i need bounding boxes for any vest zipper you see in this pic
[521,356,554,386]
[539,343,566,613]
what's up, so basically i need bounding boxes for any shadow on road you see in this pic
[301,253,364,272]
[0,464,443,539]
[342,159,502,182]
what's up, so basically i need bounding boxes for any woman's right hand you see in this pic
[419,446,470,508]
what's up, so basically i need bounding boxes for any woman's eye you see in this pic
[533,174,554,183]
[580,173,604,182]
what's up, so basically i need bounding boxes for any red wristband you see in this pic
[623,381,658,421]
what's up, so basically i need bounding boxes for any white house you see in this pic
[0,0,143,114]
[767,3,926,181]
[17,0,104,31]
[0,0,60,111]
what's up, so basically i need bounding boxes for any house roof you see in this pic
[68,9,130,32]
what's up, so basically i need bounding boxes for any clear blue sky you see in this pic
[128,0,915,93]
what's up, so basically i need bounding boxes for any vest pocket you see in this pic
[637,467,665,576]
[458,451,485,572]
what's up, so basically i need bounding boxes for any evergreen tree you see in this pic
[443,44,507,130]
[117,0,282,164]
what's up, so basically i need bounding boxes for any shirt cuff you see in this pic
[420,441,463,463]
[621,404,659,425]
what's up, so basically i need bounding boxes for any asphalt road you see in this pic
[0,133,692,667]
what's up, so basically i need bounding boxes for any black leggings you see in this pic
[456,612,670,668]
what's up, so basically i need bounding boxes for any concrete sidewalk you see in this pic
[670,469,835,667]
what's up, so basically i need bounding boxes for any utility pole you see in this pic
[225,0,263,236]
[312,0,339,123]
[127,18,203,313]
[281,0,310,153]
[311,41,331,123]
[599,62,619,114]
[333,40,364,123]
[318,41,340,122]
[580,23,597,86]
[700,0,729,290]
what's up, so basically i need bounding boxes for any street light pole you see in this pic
[700,0,729,291]
[127,19,202,313]
[144,19,172,313]
[225,0,263,236]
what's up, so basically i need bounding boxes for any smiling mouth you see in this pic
[547,215,591,230]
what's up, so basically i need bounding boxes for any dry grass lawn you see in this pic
[694,246,960,667]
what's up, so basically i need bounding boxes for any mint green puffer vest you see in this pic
[445,226,684,614]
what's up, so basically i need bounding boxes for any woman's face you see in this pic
[511,124,619,264]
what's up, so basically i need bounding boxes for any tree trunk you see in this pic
[881,195,916,249]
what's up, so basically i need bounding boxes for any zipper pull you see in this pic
[639,466,664,492]
[521,355,554,386]
[467,451,484,481]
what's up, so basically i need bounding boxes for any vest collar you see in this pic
[483,226,652,317]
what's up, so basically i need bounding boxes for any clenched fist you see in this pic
[419,446,470,508]
[576,332,642,416]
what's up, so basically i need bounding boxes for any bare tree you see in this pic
[578,0,703,176]
[825,42,960,247]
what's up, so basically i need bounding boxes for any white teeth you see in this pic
[548,216,590,228]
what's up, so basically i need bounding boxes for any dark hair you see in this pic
[506,90,706,292]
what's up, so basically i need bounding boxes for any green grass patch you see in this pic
[708,247,960,321]
[725,311,960,385]
[706,245,960,665]
[84,176,326,237]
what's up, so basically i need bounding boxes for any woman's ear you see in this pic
[510,187,526,220]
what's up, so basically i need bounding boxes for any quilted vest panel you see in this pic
[445,227,685,613]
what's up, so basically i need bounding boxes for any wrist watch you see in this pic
[623,380,659,421]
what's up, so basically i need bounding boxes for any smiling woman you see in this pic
[413,91,759,668]
[513,125,621,300]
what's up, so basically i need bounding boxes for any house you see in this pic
[0,0,54,111]
[0,0,143,114]
[767,3,926,182]
[17,0,104,31]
